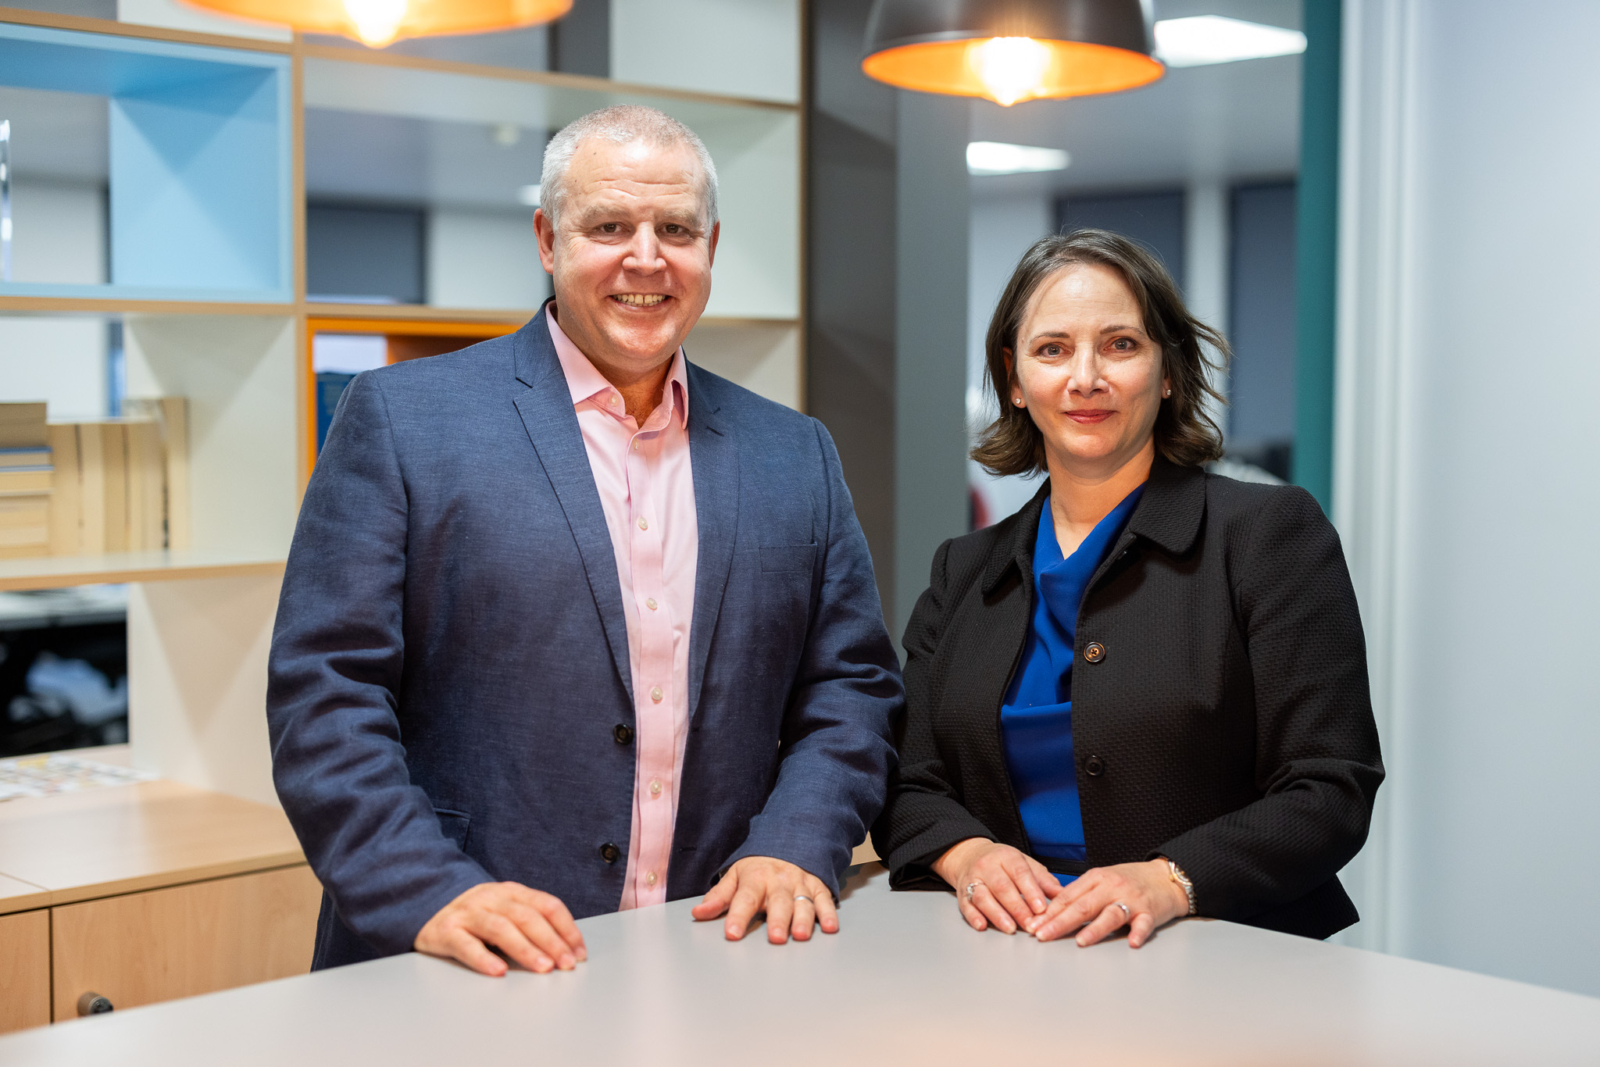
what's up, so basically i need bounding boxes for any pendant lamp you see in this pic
[862,0,1162,106]
[182,0,572,49]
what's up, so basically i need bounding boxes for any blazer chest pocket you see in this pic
[759,543,818,573]
[435,808,471,851]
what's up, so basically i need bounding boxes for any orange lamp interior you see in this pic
[863,38,1163,105]
[181,0,571,47]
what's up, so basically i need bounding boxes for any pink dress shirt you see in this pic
[547,307,698,910]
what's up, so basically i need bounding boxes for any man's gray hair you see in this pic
[539,105,720,231]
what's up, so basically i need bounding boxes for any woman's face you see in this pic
[1007,263,1169,478]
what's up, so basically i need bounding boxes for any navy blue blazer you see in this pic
[267,311,902,969]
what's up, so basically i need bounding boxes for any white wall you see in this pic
[610,0,799,104]
[1335,0,1600,997]
[426,208,548,309]
[0,180,108,420]
[967,195,1052,524]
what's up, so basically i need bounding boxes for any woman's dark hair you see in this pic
[971,228,1230,475]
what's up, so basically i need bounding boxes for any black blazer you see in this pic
[872,459,1384,939]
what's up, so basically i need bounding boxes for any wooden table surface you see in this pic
[0,753,304,913]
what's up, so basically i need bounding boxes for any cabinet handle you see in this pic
[76,992,114,1016]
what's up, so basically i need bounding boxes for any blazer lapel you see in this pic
[684,364,738,721]
[511,313,634,703]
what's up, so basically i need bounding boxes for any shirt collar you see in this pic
[546,304,689,429]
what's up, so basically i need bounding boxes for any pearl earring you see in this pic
[1163,389,1171,398]
[1013,397,1025,407]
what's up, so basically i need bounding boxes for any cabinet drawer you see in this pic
[51,864,322,1019]
[0,909,51,1034]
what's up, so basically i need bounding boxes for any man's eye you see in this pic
[663,224,681,234]
[599,223,620,233]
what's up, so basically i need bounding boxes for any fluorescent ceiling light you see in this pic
[1154,15,1306,68]
[967,141,1070,176]
[517,183,541,207]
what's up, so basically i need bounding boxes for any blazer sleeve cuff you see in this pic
[878,815,997,891]
[715,836,848,903]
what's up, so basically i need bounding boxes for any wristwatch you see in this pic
[1166,858,1197,916]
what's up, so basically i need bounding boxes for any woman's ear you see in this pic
[1003,349,1023,409]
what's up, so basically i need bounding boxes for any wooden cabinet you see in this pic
[0,776,319,1034]
[51,865,321,1019]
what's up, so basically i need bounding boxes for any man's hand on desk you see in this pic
[414,882,587,977]
[691,856,838,944]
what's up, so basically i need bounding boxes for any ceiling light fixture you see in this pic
[967,141,1069,175]
[180,0,572,49]
[861,0,1163,107]
[1153,15,1306,68]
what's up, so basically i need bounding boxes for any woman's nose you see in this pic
[1066,346,1101,394]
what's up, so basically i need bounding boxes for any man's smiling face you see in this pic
[535,136,718,387]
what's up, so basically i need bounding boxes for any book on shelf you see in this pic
[24,398,193,560]
[0,404,52,560]
[0,403,48,450]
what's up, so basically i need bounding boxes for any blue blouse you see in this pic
[1000,486,1145,878]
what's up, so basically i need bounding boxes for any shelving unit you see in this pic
[0,3,803,803]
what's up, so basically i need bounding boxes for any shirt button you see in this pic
[650,686,663,703]
[1084,641,1106,664]
[632,440,640,451]
[613,723,634,745]
[646,598,658,611]
[607,393,618,406]
[637,517,649,531]
[645,871,658,886]
[600,842,620,864]
[649,778,662,797]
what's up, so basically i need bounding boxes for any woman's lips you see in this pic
[1065,410,1114,424]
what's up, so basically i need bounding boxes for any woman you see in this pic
[872,230,1383,947]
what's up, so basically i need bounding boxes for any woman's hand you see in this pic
[1030,858,1189,948]
[931,837,1063,934]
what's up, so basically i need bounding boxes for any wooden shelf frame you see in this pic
[0,552,287,592]
[0,6,798,113]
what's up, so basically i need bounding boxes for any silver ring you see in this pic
[793,894,812,904]
[1113,901,1130,921]
[964,882,981,902]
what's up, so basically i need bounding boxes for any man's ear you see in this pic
[707,220,721,266]
[534,208,557,274]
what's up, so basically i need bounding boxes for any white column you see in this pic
[1335,0,1600,998]
[1184,181,1230,434]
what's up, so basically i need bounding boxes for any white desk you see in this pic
[3,863,1597,1065]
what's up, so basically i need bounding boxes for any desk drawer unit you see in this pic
[0,909,51,1033]
[49,864,322,1020]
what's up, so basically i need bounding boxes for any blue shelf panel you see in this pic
[0,22,292,303]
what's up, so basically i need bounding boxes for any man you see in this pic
[267,105,901,976]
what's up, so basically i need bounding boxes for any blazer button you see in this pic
[599,842,621,864]
[1084,755,1106,777]
[1084,641,1106,664]
[613,724,634,745]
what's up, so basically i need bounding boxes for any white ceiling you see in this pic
[969,0,1303,200]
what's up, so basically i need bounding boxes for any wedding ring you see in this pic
[794,894,812,904]
[964,882,981,902]
[1113,901,1130,920]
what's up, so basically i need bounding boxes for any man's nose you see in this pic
[623,228,665,273]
